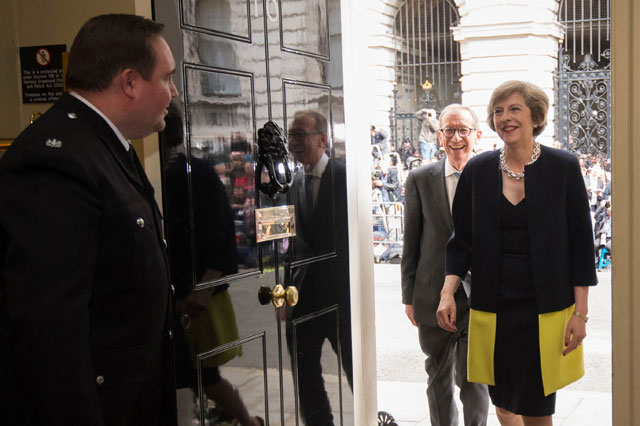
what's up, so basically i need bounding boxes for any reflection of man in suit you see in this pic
[286,110,352,426]
[0,14,177,425]
[401,104,489,426]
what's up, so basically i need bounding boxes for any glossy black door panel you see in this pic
[181,0,252,42]
[155,0,351,424]
[280,0,330,59]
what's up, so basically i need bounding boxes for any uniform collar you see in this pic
[69,91,131,152]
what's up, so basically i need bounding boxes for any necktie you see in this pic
[454,171,461,179]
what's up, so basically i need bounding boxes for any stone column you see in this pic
[452,0,563,150]
[363,0,405,140]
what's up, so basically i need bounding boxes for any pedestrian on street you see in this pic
[437,80,597,426]
[402,104,489,426]
[415,108,439,161]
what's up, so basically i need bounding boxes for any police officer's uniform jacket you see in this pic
[0,93,171,425]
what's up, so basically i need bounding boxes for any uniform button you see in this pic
[67,112,78,119]
[170,284,175,295]
[163,238,168,248]
[96,375,105,386]
[136,218,145,228]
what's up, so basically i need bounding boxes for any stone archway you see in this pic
[364,0,466,135]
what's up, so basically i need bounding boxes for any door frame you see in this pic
[611,0,640,423]
[340,1,378,425]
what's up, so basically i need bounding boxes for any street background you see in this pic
[374,263,612,426]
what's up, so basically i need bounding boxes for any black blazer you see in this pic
[445,145,597,314]
[289,159,350,320]
[0,94,171,425]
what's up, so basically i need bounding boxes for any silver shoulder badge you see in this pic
[45,138,63,148]
[67,112,78,119]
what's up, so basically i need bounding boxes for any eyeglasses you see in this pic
[287,130,322,140]
[439,127,476,138]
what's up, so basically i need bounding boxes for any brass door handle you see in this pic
[258,284,298,307]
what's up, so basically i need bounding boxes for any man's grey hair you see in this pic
[438,104,480,129]
[293,110,328,134]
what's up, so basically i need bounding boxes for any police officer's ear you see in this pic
[119,68,141,99]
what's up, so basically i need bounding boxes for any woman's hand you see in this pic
[436,293,457,332]
[563,315,587,356]
[565,286,590,356]
[437,275,462,332]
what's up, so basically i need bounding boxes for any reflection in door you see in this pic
[285,107,351,426]
[155,0,352,424]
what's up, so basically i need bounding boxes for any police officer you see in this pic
[0,14,178,426]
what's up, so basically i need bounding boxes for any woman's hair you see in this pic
[486,80,549,137]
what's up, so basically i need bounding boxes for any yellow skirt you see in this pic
[467,304,584,396]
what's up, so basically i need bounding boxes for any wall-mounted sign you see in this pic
[19,44,66,103]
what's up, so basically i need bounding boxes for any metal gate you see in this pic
[390,0,461,151]
[555,0,611,161]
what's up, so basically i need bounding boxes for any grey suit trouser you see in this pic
[418,311,489,426]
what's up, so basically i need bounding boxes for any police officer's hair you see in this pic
[66,14,165,92]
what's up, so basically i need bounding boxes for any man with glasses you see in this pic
[402,104,489,426]
[285,110,352,426]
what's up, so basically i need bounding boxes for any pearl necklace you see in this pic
[499,142,541,180]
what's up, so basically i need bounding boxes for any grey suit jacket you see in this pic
[401,158,468,327]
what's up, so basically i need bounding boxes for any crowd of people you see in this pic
[579,152,612,269]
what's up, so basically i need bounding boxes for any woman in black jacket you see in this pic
[436,81,597,426]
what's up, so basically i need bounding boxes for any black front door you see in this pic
[154,1,352,424]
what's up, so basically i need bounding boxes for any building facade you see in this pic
[366,0,610,159]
